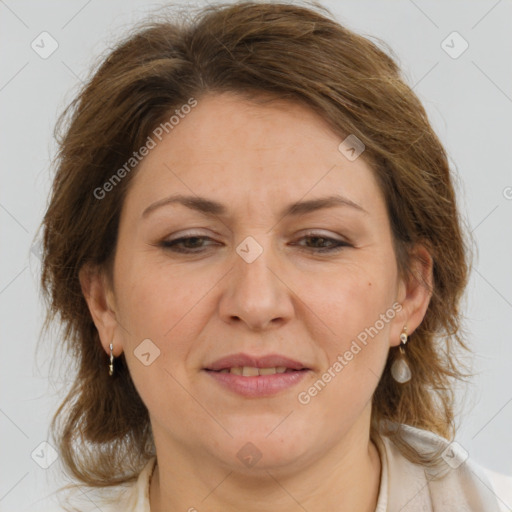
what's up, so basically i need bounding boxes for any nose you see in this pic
[218,238,295,331]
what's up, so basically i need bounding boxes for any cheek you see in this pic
[305,258,396,331]
[116,249,209,338]
[300,258,396,381]
[117,259,228,393]
[117,266,206,419]
[295,277,394,428]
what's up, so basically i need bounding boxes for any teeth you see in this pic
[218,366,296,376]
[242,366,260,377]
[258,367,277,375]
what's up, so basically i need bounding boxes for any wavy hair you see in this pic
[38,0,472,491]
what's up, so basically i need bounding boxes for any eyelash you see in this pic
[159,235,351,254]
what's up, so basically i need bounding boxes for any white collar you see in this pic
[97,423,510,511]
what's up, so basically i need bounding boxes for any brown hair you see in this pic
[38,0,472,490]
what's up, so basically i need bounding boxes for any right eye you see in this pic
[160,236,219,253]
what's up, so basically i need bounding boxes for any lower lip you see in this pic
[204,369,310,397]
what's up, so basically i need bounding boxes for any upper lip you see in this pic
[204,353,309,371]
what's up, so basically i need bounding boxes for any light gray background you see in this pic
[1,0,511,510]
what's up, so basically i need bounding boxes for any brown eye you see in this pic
[161,236,217,253]
[293,235,351,253]
[159,234,350,255]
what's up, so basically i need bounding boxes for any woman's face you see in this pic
[97,92,421,472]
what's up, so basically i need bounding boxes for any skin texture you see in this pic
[80,92,433,512]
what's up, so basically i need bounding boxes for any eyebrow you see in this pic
[141,193,367,220]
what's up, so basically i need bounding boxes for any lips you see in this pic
[203,353,311,397]
[204,353,309,372]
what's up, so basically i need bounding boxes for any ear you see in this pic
[79,263,123,357]
[389,243,434,347]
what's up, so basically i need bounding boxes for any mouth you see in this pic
[203,353,311,397]
[207,366,305,376]
[204,352,310,372]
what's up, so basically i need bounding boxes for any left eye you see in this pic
[160,234,350,254]
[293,235,350,252]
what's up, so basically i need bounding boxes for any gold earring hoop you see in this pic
[390,325,411,383]
[109,342,114,376]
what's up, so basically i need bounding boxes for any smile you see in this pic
[214,366,299,376]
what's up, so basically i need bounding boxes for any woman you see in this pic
[39,1,512,511]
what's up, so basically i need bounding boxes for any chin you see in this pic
[210,427,314,474]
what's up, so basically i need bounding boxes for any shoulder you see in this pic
[58,457,156,512]
[377,422,512,512]
[483,467,512,512]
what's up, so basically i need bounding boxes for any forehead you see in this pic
[121,92,383,221]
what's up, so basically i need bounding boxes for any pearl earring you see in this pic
[390,326,411,383]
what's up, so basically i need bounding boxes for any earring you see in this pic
[391,326,411,383]
[109,342,115,376]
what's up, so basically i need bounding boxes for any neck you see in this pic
[149,417,382,512]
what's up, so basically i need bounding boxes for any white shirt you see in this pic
[64,423,512,511]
